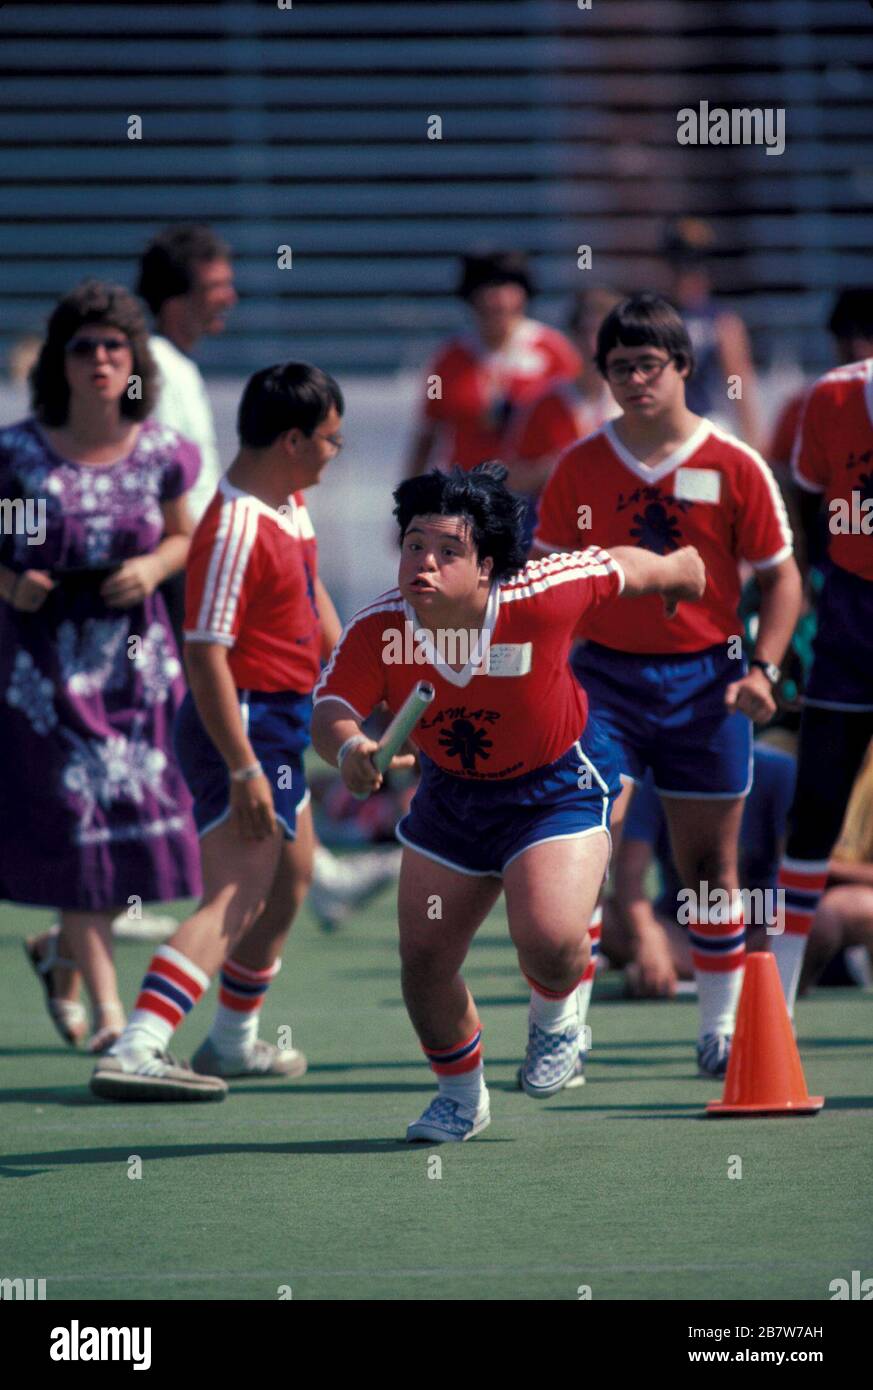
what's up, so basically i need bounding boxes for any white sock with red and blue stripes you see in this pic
[772,856,829,1016]
[575,905,602,1050]
[689,907,746,1038]
[423,1025,486,1111]
[114,945,210,1062]
[208,957,281,1058]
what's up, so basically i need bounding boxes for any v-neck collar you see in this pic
[402,582,500,688]
[603,418,712,485]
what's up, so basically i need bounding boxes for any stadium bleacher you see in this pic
[1,0,872,376]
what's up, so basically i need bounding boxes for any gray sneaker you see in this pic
[191,1037,308,1079]
[90,1050,228,1102]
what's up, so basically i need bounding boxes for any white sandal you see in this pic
[88,1002,127,1055]
[24,928,88,1047]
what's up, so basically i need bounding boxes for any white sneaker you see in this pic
[406,1092,490,1143]
[112,912,176,942]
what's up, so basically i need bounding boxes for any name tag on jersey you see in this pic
[477,643,532,676]
[674,467,721,504]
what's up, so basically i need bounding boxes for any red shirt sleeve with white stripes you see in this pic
[184,493,260,647]
[313,603,390,722]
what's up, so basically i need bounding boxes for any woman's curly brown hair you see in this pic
[30,279,158,426]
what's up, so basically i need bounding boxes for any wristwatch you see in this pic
[750,658,781,687]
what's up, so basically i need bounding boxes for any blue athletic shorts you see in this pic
[805,563,873,712]
[571,641,752,799]
[174,688,312,840]
[396,715,622,877]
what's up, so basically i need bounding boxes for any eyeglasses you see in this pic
[605,355,674,385]
[65,336,130,358]
[313,430,344,452]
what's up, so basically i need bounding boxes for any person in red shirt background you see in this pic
[772,355,873,1018]
[769,290,873,571]
[405,250,580,485]
[770,290,873,472]
[507,286,622,498]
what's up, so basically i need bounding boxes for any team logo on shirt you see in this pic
[617,484,693,554]
[438,719,494,771]
[422,705,499,772]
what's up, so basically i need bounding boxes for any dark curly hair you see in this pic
[30,280,157,426]
[392,462,527,583]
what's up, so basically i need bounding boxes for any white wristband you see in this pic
[337,733,368,769]
[229,761,263,783]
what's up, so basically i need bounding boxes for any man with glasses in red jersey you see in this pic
[533,293,801,1079]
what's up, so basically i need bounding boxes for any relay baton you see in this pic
[352,680,435,797]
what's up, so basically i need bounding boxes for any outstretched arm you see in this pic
[609,544,706,616]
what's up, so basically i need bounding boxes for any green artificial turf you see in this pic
[1,895,871,1301]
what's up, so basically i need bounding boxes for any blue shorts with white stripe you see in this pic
[174,687,312,841]
[397,715,622,877]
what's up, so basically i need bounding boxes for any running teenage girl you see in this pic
[533,293,802,1076]
[772,356,873,1016]
[405,251,580,480]
[91,363,345,1101]
[312,463,705,1141]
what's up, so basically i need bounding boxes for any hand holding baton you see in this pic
[342,681,435,799]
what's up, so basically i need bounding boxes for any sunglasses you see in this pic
[65,336,130,358]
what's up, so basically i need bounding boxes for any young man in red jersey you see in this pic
[312,463,704,1141]
[91,364,345,1100]
[533,294,802,1076]
[772,354,873,1016]
[405,251,580,481]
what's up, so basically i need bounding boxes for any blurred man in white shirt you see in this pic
[137,223,237,529]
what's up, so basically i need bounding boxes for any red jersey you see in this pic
[313,548,624,780]
[422,319,581,471]
[534,419,793,654]
[510,380,619,467]
[184,478,321,693]
[790,360,873,582]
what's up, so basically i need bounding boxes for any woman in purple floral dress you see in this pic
[0,281,202,1050]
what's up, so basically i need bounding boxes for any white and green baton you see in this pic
[351,680,435,798]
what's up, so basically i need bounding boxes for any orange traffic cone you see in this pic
[706,952,824,1117]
